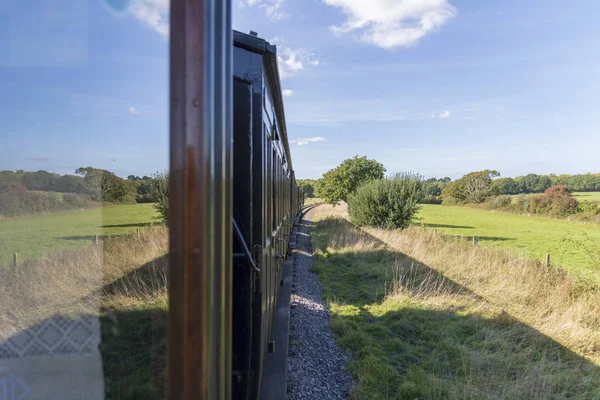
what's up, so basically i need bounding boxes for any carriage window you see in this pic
[0,1,168,398]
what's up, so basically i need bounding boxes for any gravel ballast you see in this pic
[287,211,353,399]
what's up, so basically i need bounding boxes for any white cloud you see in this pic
[242,0,288,20]
[278,47,320,79]
[269,36,285,45]
[129,0,169,36]
[283,89,294,96]
[323,0,456,49]
[290,137,326,146]
[129,107,141,115]
[432,110,451,118]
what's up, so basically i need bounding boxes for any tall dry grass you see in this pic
[311,204,600,363]
[0,226,168,339]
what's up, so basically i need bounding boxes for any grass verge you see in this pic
[310,204,600,399]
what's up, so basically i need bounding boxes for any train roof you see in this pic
[234,30,294,174]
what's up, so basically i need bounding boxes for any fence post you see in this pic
[434,229,437,237]
[137,228,140,238]
[12,253,18,271]
[545,253,550,267]
[94,235,99,245]
[473,236,477,246]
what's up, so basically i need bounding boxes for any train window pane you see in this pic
[0,1,168,398]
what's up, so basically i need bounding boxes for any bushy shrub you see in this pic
[441,196,461,206]
[485,195,513,210]
[529,192,578,217]
[421,196,443,205]
[513,194,530,213]
[576,200,600,215]
[0,182,96,217]
[348,173,424,229]
[150,171,169,226]
[544,185,570,197]
[63,193,94,209]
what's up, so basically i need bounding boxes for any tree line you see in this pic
[295,156,600,228]
[298,168,600,202]
[0,169,162,204]
[0,168,168,218]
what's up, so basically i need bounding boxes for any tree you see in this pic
[442,170,499,204]
[297,179,316,198]
[515,174,552,194]
[56,175,87,193]
[491,177,519,195]
[316,156,385,205]
[150,171,169,225]
[463,170,500,203]
[423,181,446,198]
[348,172,424,229]
[75,167,136,203]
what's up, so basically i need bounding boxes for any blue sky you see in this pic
[1,0,599,180]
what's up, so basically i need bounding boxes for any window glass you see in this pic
[0,1,168,398]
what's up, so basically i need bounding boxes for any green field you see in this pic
[573,192,600,202]
[0,204,158,266]
[417,204,600,280]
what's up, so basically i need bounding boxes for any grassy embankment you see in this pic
[0,203,158,266]
[0,203,167,399]
[310,204,600,399]
[417,204,600,281]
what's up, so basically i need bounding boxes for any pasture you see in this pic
[573,191,600,202]
[0,204,158,266]
[417,204,600,281]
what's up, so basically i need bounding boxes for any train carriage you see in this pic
[168,2,302,395]
[232,30,303,399]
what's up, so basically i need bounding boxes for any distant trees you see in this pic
[0,170,87,194]
[316,156,385,205]
[75,167,136,203]
[0,181,94,217]
[0,168,170,205]
[514,174,552,194]
[348,172,424,229]
[423,178,450,203]
[297,179,317,198]
[491,177,520,195]
[0,168,171,217]
[442,170,500,204]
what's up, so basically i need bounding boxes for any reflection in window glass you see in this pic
[0,1,168,398]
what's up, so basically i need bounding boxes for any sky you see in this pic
[1,0,599,180]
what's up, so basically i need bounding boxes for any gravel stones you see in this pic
[287,214,353,400]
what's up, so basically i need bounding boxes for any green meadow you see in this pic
[573,191,600,202]
[0,204,158,266]
[417,204,600,280]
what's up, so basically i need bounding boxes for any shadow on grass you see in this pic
[421,223,475,229]
[306,217,600,399]
[99,255,168,400]
[449,234,516,242]
[0,256,168,400]
[101,223,157,229]
[100,306,166,400]
[57,235,104,241]
[57,233,133,241]
[0,307,166,400]
[101,255,168,298]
